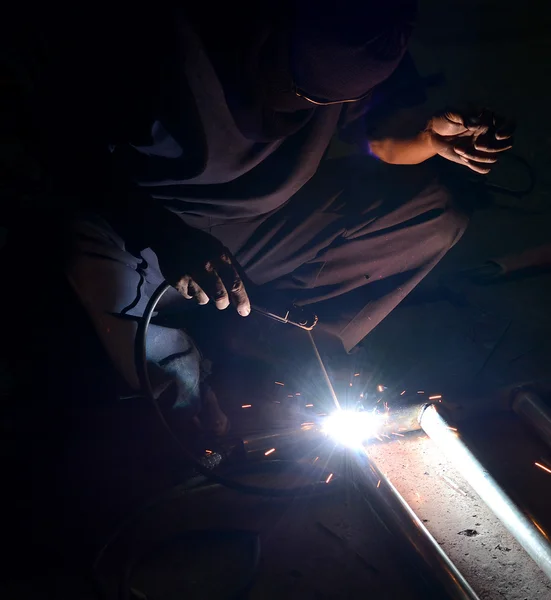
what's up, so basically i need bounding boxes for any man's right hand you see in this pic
[152,222,251,317]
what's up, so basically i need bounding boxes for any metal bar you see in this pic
[351,446,480,599]
[512,390,551,451]
[420,403,551,581]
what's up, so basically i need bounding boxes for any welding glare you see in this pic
[322,409,385,449]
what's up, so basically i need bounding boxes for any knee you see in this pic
[149,329,203,414]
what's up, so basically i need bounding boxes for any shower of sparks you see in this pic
[275,381,284,386]
[429,394,442,400]
[242,404,252,408]
[400,390,406,396]
[305,403,314,407]
[377,479,381,488]
[535,462,551,475]
[325,473,334,484]
[377,384,384,392]
[264,448,276,456]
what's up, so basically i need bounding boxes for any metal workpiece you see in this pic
[351,447,480,600]
[512,390,551,451]
[378,401,429,437]
[420,403,551,582]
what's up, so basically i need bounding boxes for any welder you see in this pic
[4,1,512,433]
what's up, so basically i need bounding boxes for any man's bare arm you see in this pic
[367,107,513,172]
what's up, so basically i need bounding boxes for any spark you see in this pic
[313,456,319,464]
[242,404,252,408]
[264,448,276,456]
[305,403,314,407]
[360,393,364,398]
[377,479,381,488]
[275,381,284,386]
[448,426,458,432]
[429,395,442,400]
[288,394,294,398]
[354,373,360,377]
[295,393,301,396]
[400,390,406,396]
[416,492,421,500]
[417,391,425,394]
[377,384,384,392]
[273,401,280,404]
[325,473,334,484]
[392,432,404,437]
[533,521,548,539]
[301,422,314,426]
[205,449,213,455]
[535,462,551,475]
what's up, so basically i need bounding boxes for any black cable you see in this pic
[484,152,536,199]
[135,280,336,498]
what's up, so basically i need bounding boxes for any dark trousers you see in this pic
[67,157,468,398]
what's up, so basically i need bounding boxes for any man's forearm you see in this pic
[367,130,437,165]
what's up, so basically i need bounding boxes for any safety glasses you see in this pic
[294,83,373,106]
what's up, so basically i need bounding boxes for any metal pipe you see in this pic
[351,446,480,599]
[420,403,551,581]
[512,390,551,451]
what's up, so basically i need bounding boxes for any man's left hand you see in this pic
[428,110,514,174]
